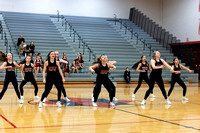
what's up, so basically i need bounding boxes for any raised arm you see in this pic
[136,63,144,72]
[108,61,117,65]
[59,58,68,64]
[150,59,163,69]
[108,63,116,71]
[0,62,10,70]
[89,64,99,74]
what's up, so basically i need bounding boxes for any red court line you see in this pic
[0,118,200,130]
[0,114,17,128]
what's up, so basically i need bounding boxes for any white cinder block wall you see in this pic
[162,0,200,42]
[0,0,199,41]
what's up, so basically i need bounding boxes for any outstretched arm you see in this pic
[161,59,173,71]
[180,64,192,72]
[59,58,68,64]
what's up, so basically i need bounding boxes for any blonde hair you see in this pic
[152,51,160,60]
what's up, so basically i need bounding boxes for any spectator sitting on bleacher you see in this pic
[18,41,24,56]
[29,53,34,64]
[78,53,84,72]
[29,41,35,54]
[34,55,43,74]
[23,43,30,57]
[72,58,80,73]
[17,35,25,47]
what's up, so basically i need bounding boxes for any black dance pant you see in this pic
[168,76,187,97]
[134,74,153,94]
[144,74,167,100]
[40,78,61,101]
[20,77,38,96]
[93,76,114,102]
[58,75,67,97]
[0,76,20,99]
[124,76,131,83]
[93,78,116,98]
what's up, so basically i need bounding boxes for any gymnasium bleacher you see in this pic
[0,11,198,82]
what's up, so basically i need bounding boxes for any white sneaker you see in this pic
[141,100,146,105]
[92,102,97,107]
[19,99,23,104]
[39,102,43,108]
[21,96,24,100]
[113,97,118,101]
[63,97,71,102]
[110,102,115,106]
[165,99,171,105]
[91,97,94,102]
[132,93,135,98]
[34,96,40,101]
[150,94,156,98]
[56,101,62,108]
[182,97,189,101]
[43,97,47,102]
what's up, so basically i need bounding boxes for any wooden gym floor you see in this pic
[0,83,200,133]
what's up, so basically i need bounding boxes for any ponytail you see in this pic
[0,51,6,62]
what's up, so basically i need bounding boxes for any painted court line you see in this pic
[0,117,200,130]
[114,108,200,131]
[0,114,17,128]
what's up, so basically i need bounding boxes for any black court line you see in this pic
[114,108,200,131]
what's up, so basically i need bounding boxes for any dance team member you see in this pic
[89,55,116,107]
[141,51,173,105]
[19,56,40,101]
[132,56,155,98]
[167,58,192,101]
[39,51,65,108]
[0,52,22,103]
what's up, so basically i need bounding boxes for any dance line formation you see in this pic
[0,50,192,108]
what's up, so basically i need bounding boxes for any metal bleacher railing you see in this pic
[51,11,96,62]
[0,21,10,54]
[111,15,153,56]
[129,7,181,50]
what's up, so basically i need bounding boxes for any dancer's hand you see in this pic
[43,79,46,83]
[91,70,95,74]
[62,78,65,83]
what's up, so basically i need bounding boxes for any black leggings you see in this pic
[144,74,167,100]
[58,75,67,97]
[40,78,61,101]
[168,77,187,97]
[20,77,38,96]
[124,76,131,83]
[134,74,153,94]
[93,78,116,98]
[0,77,20,99]
[93,76,114,102]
